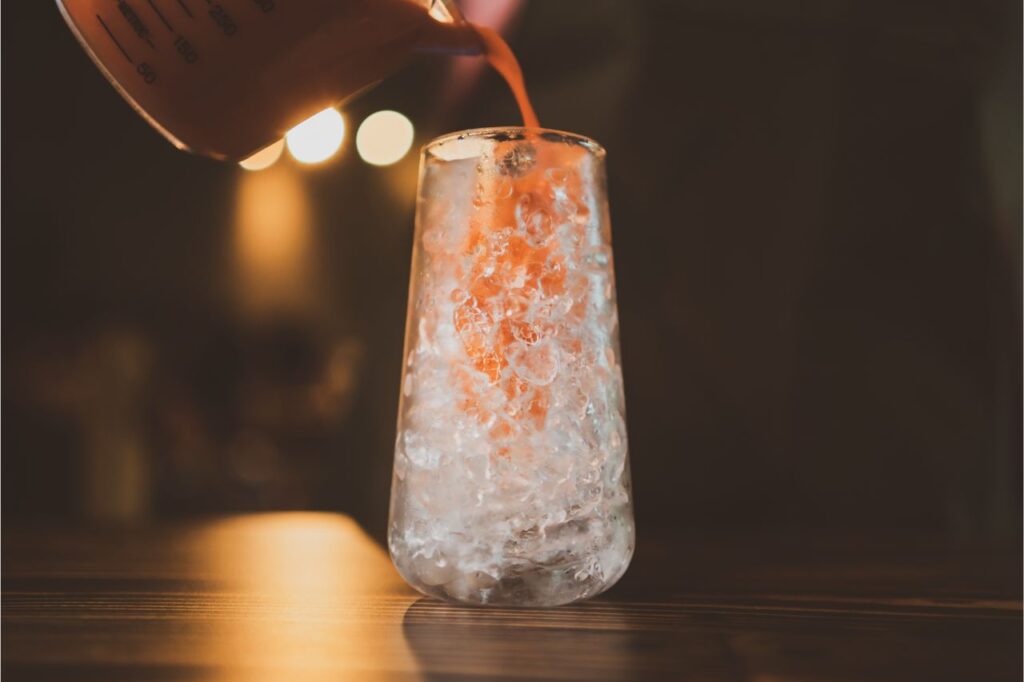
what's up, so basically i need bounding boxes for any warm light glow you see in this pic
[193,513,421,681]
[234,165,314,315]
[356,110,415,166]
[286,108,345,164]
[238,139,285,171]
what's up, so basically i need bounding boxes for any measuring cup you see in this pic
[56,0,482,160]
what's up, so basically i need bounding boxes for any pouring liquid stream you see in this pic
[473,25,540,129]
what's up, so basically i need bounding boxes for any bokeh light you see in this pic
[356,110,415,167]
[238,139,285,171]
[286,108,345,165]
[234,165,313,315]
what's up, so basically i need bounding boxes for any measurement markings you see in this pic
[204,1,239,36]
[145,0,174,31]
[96,14,134,63]
[117,1,156,49]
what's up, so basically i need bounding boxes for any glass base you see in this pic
[392,537,633,607]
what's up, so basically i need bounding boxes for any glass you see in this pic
[389,127,634,606]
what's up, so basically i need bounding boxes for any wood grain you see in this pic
[3,513,1020,681]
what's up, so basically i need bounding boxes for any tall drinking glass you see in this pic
[389,128,633,606]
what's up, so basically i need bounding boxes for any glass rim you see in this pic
[423,127,606,158]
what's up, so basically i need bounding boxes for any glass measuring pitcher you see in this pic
[56,0,481,160]
[389,128,635,606]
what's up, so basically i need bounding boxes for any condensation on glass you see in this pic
[389,128,634,606]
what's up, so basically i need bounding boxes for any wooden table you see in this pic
[3,513,1020,681]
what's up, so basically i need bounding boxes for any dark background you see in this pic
[4,1,1020,545]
